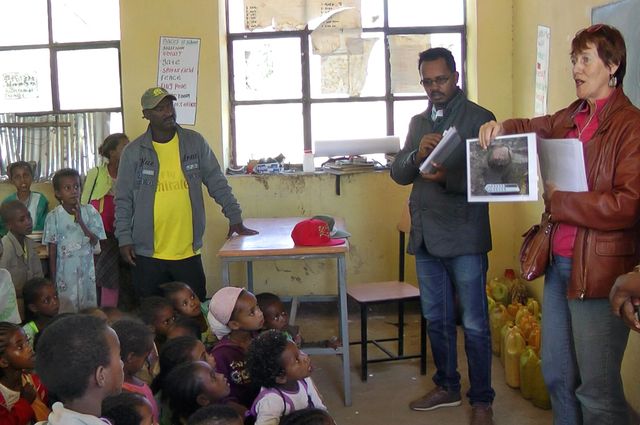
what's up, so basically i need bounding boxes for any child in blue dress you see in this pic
[43,168,106,313]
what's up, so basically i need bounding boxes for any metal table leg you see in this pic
[361,302,368,381]
[247,261,253,292]
[222,261,230,287]
[337,254,351,406]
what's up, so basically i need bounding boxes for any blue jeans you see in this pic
[415,245,494,405]
[542,255,581,425]
[569,298,630,425]
[543,256,631,425]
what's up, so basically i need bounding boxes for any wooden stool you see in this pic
[347,280,427,381]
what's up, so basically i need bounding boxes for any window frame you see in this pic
[225,0,466,167]
[0,0,123,115]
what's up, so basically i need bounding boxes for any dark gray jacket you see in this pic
[115,125,242,257]
[391,89,494,257]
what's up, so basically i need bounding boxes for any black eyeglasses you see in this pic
[420,74,452,87]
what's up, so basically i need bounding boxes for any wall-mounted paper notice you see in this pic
[534,25,550,116]
[314,136,400,157]
[157,36,200,125]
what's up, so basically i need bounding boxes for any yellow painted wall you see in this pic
[511,0,640,410]
[468,0,521,281]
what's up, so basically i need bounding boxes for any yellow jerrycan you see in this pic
[490,304,509,356]
[500,322,515,367]
[519,347,537,399]
[505,326,526,388]
[531,355,552,409]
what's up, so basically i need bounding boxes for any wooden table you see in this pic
[217,217,352,405]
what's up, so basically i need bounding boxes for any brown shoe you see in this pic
[409,386,462,411]
[470,404,494,425]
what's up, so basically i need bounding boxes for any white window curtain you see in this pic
[0,111,110,180]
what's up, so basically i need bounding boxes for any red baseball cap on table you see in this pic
[291,219,346,246]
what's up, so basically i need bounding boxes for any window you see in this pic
[0,0,122,178]
[226,0,465,166]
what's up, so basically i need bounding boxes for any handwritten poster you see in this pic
[2,72,39,100]
[157,36,201,125]
[535,26,550,116]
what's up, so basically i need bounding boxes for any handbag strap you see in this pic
[86,167,100,201]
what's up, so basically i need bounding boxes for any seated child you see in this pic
[0,161,49,237]
[246,330,326,425]
[0,322,50,424]
[139,296,177,350]
[0,269,21,324]
[111,319,160,422]
[208,287,264,411]
[187,404,243,425]
[152,336,216,425]
[22,277,59,349]
[162,361,230,425]
[280,408,336,425]
[160,281,216,348]
[137,296,179,388]
[0,200,44,318]
[256,293,339,349]
[102,391,155,425]
[43,168,106,313]
[35,314,123,423]
[152,335,215,393]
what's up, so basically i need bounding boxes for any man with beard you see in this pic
[115,87,257,300]
[390,48,496,425]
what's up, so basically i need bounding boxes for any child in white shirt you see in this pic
[246,330,327,425]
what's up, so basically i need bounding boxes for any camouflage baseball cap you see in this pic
[141,87,176,109]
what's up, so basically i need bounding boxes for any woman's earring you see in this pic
[609,74,618,88]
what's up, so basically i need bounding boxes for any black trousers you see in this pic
[131,254,207,300]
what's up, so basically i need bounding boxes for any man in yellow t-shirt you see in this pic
[115,87,257,300]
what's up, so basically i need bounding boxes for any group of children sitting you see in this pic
[1,276,337,425]
[0,159,338,425]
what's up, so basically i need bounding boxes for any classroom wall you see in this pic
[467,0,520,280]
[510,0,640,411]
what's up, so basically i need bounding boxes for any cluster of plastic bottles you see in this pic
[487,270,550,410]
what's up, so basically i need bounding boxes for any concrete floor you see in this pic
[294,302,553,425]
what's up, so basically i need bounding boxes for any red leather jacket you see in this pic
[503,87,640,299]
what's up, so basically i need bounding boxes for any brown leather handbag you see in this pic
[519,212,555,281]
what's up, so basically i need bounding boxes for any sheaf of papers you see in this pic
[419,126,461,174]
[537,138,588,192]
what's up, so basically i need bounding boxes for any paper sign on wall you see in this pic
[534,26,550,116]
[157,36,200,125]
